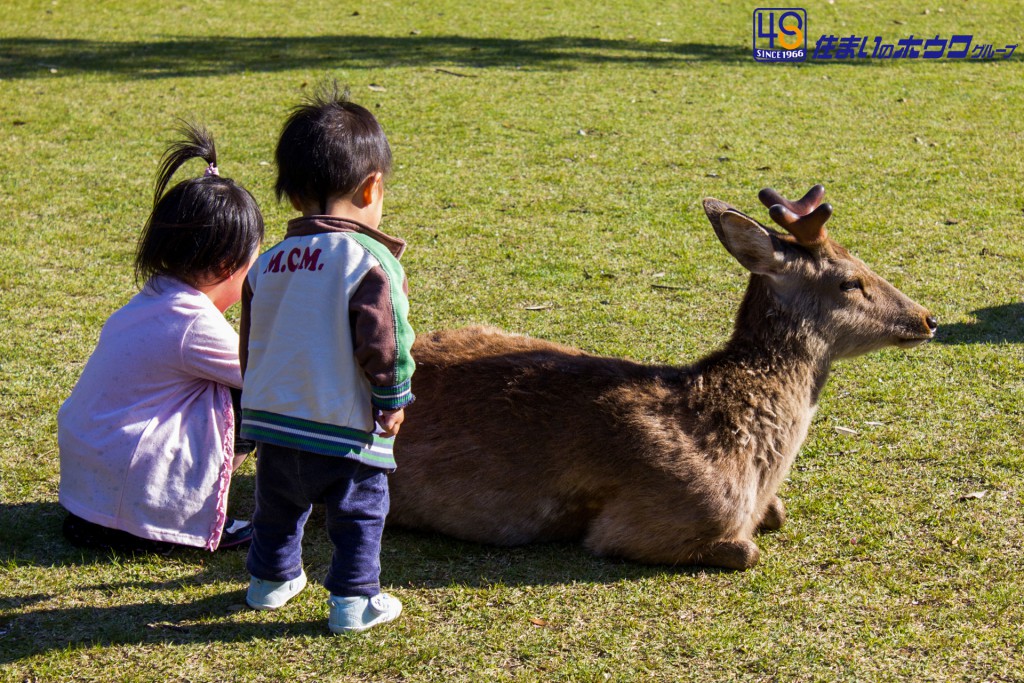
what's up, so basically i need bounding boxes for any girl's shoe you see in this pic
[246,571,308,610]
[328,593,402,634]
[218,518,253,549]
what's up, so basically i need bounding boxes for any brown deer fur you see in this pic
[389,192,936,569]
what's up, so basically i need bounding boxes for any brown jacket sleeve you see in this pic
[349,265,415,410]
[239,277,253,378]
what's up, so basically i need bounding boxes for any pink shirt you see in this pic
[58,276,241,549]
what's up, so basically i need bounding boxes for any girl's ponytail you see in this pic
[153,121,218,205]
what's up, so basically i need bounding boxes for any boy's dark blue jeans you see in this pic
[246,442,390,597]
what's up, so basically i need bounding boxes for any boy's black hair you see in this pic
[135,122,264,287]
[274,83,392,213]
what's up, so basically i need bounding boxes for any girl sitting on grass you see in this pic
[57,123,264,554]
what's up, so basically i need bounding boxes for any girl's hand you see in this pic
[377,408,405,438]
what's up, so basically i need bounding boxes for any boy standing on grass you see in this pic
[239,87,415,634]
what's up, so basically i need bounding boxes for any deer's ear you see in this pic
[715,210,784,275]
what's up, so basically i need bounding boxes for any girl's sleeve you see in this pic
[180,309,244,389]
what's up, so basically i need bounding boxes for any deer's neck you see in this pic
[723,274,833,403]
[683,275,833,473]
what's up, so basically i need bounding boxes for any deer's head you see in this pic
[703,186,937,359]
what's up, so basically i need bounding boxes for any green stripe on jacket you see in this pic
[347,232,416,391]
[240,409,397,468]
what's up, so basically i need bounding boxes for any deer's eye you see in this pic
[840,279,863,293]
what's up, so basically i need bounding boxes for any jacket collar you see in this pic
[284,215,406,259]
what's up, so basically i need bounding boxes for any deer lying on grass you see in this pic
[390,186,936,569]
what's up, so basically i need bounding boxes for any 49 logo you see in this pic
[753,8,807,62]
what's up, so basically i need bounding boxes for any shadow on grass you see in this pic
[934,303,1024,345]
[0,500,319,661]
[0,592,327,664]
[0,34,748,79]
[0,502,717,662]
[381,527,684,589]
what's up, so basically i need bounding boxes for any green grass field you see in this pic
[2,1,1023,680]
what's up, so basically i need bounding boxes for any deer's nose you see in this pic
[925,316,938,332]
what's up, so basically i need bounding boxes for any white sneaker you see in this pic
[246,571,307,610]
[328,593,402,634]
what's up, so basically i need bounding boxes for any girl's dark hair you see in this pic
[134,122,264,288]
[274,83,392,213]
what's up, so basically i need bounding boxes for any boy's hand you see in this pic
[377,408,405,438]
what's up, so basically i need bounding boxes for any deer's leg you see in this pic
[757,496,786,533]
[685,538,761,570]
[583,497,761,570]
[588,532,761,570]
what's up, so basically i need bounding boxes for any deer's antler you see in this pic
[757,184,832,246]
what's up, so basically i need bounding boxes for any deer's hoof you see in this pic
[758,497,787,533]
